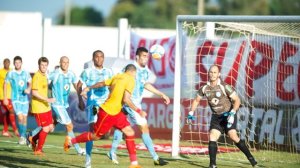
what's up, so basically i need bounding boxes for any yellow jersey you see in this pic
[31,71,51,113]
[101,73,135,116]
[0,68,11,100]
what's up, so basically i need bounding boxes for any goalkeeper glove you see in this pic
[186,111,196,124]
[227,111,235,128]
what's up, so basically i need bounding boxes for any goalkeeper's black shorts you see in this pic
[209,112,237,134]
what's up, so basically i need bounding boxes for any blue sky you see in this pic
[0,0,117,23]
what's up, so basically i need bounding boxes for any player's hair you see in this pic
[13,56,22,63]
[136,47,148,56]
[209,64,221,73]
[124,64,137,72]
[38,57,49,65]
[3,58,10,64]
[92,50,104,58]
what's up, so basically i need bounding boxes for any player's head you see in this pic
[38,57,49,74]
[60,56,69,72]
[3,58,10,70]
[209,64,221,82]
[135,47,149,67]
[92,50,104,68]
[124,64,137,77]
[13,56,22,70]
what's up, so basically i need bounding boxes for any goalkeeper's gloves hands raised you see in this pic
[186,111,196,124]
[227,110,236,128]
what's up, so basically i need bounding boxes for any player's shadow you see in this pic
[0,148,81,168]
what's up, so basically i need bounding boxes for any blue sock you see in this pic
[31,126,42,137]
[86,141,93,163]
[23,124,27,137]
[110,129,123,154]
[20,124,26,138]
[68,131,81,153]
[142,133,159,160]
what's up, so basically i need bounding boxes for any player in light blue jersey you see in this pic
[108,47,170,166]
[3,56,31,145]
[48,56,85,155]
[77,50,113,168]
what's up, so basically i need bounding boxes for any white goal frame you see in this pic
[172,15,300,158]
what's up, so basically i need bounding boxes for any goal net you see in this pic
[172,16,300,164]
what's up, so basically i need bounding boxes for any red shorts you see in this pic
[0,99,13,114]
[94,108,130,137]
[34,110,53,127]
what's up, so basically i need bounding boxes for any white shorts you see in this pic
[52,105,71,125]
[13,101,29,116]
[123,106,147,126]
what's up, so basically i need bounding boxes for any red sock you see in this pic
[3,113,8,132]
[36,130,48,151]
[125,135,137,162]
[9,113,18,132]
[71,132,92,144]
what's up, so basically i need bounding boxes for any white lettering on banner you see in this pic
[259,109,277,143]
[292,109,300,150]
[157,104,166,128]
[275,110,284,144]
[250,109,264,141]
[165,105,173,129]
[237,107,250,140]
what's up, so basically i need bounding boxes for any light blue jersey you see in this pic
[48,68,78,108]
[48,68,78,125]
[80,66,113,124]
[80,67,113,106]
[5,69,31,115]
[131,61,151,105]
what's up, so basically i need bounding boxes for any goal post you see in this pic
[172,15,300,163]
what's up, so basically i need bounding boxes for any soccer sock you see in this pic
[209,141,218,165]
[19,124,25,138]
[9,113,18,132]
[235,140,253,159]
[3,114,8,132]
[110,129,123,154]
[125,135,138,164]
[68,131,81,153]
[142,133,159,160]
[86,141,93,163]
[36,130,48,151]
[71,132,92,144]
[31,126,42,137]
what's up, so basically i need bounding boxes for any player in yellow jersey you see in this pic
[29,57,55,155]
[0,58,19,137]
[64,64,143,168]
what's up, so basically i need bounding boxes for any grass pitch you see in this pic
[0,130,299,168]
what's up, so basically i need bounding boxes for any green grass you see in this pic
[0,130,299,168]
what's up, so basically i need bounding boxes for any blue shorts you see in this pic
[123,105,147,126]
[52,105,71,125]
[12,101,29,116]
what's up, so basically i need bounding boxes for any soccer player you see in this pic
[77,50,113,167]
[65,64,142,168]
[0,58,19,137]
[108,47,170,166]
[29,57,55,155]
[3,56,31,144]
[48,56,85,155]
[187,65,257,168]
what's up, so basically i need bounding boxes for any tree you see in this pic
[57,6,104,26]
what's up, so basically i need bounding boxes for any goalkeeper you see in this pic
[187,65,257,168]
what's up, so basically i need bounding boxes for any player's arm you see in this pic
[80,81,106,98]
[32,89,55,103]
[24,80,32,95]
[76,80,86,110]
[189,94,201,115]
[3,81,9,105]
[229,92,241,113]
[123,90,147,117]
[144,83,170,104]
